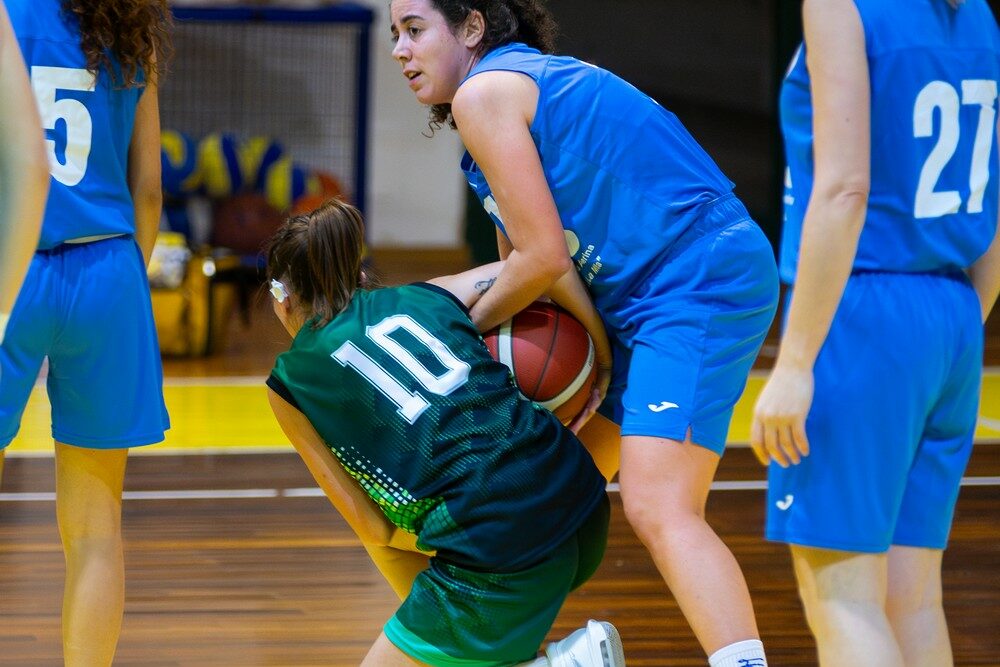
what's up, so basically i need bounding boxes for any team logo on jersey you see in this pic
[564,230,580,256]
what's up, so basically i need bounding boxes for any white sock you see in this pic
[707,639,767,667]
[519,658,549,666]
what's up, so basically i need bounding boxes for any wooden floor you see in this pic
[2,249,1000,665]
[3,448,999,666]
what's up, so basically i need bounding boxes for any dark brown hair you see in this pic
[62,0,173,87]
[266,198,372,328]
[424,0,559,131]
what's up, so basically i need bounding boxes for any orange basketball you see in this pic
[483,301,596,424]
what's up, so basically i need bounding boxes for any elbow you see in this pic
[362,520,395,547]
[813,179,870,227]
[133,185,163,216]
[508,247,572,289]
[816,177,869,208]
[536,252,573,282]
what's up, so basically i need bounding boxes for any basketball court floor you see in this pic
[1,260,998,666]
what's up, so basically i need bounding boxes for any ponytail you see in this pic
[266,198,371,327]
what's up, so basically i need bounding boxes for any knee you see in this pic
[792,552,886,623]
[58,513,122,556]
[886,583,942,621]
[620,485,703,546]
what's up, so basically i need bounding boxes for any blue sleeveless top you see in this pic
[780,0,1000,282]
[460,43,734,312]
[9,0,143,249]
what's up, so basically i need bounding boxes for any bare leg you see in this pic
[361,632,547,666]
[576,414,621,482]
[618,433,760,655]
[54,442,128,667]
[361,633,428,666]
[791,545,904,666]
[886,545,952,667]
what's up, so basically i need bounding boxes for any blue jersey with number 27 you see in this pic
[780,0,1000,282]
[8,0,142,249]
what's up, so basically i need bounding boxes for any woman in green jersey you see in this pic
[264,198,626,667]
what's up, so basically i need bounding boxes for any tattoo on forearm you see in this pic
[475,278,496,295]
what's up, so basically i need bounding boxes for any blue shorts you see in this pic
[766,271,981,552]
[0,236,169,449]
[598,195,779,454]
[385,496,609,666]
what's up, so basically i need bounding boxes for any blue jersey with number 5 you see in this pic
[779,0,1000,282]
[8,0,142,249]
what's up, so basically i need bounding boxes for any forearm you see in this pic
[969,225,1000,323]
[132,187,162,266]
[127,81,162,266]
[777,190,866,371]
[426,260,503,309]
[268,389,394,545]
[545,268,611,370]
[468,248,569,331]
[0,23,48,316]
[0,150,47,315]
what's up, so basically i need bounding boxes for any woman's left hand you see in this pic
[750,364,813,467]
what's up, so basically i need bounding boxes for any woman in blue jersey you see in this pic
[388,1,778,665]
[0,0,48,404]
[0,1,171,664]
[265,198,624,667]
[751,0,1000,664]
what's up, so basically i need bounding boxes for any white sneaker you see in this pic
[545,620,626,667]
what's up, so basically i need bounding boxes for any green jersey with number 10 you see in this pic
[267,283,606,571]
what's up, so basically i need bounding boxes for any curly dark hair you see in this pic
[425,0,560,131]
[62,0,173,88]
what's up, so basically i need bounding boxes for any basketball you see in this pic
[210,193,284,255]
[483,301,596,423]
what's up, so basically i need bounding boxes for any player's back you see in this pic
[8,0,142,248]
[269,283,607,571]
[780,0,1000,280]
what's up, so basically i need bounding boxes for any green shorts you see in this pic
[384,495,610,666]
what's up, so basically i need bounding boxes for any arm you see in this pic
[426,260,504,309]
[544,267,613,433]
[267,388,394,545]
[267,388,430,598]
[495,226,513,260]
[453,71,573,332]
[428,258,613,432]
[0,3,48,335]
[127,61,162,266]
[968,126,1000,322]
[362,540,429,601]
[750,0,870,467]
